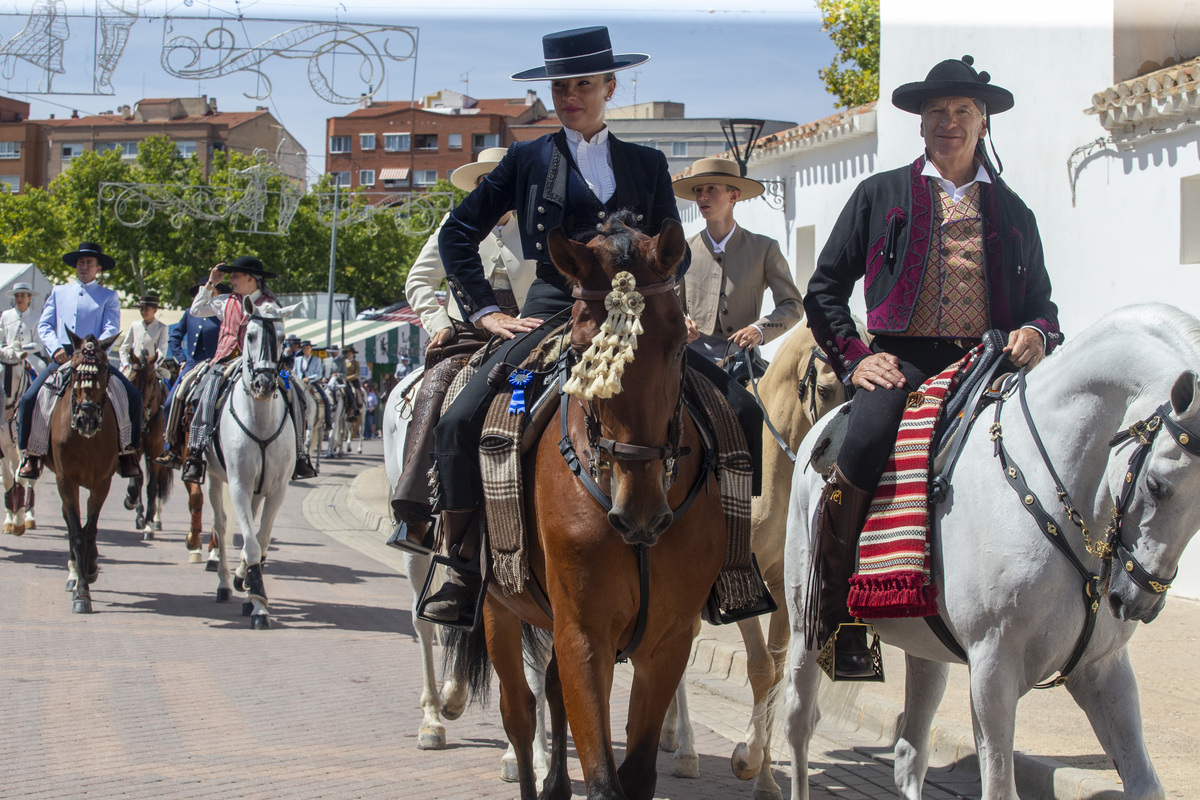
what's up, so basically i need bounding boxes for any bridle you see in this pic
[70,343,109,432]
[242,313,284,396]
[989,369,1200,686]
[230,313,288,495]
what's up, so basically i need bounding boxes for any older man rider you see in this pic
[803,56,1062,680]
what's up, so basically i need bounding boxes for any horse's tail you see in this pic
[444,622,492,707]
[156,463,173,505]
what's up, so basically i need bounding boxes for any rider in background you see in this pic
[180,257,318,485]
[158,280,226,469]
[803,56,1061,680]
[673,156,804,370]
[0,281,44,395]
[17,242,143,480]
[119,292,170,379]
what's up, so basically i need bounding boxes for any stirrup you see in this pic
[816,621,885,683]
[701,554,778,625]
[415,546,489,631]
[386,520,436,556]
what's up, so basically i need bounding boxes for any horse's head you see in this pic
[66,329,118,438]
[1106,370,1200,623]
[241,297,299,401]
[550,212,689,546]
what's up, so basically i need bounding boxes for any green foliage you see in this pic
[817,0,880,109]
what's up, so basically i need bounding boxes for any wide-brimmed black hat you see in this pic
[285,335,301,345]
[301,340,313,348]
[218,255,277,280]
[344,345,357,354]
[189,281,232,297]
[138,292,160,308]
[511,26,649,82]
[892,55,1013,116]
[63,242,116,271]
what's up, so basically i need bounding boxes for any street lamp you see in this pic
[720,118,785,210]
[335,297,350,349]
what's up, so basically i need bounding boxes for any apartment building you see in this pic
[0,97,46,193]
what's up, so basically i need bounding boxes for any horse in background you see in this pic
[122,350,172,540]
[325,375,348,457]
[784,304,1200,800]
[46,331,122,614]
[0,357,35,536]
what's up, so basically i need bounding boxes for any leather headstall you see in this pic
[571,277,676,302]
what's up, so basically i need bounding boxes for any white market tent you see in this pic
[0,263,54,322]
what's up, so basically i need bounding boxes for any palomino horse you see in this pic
[325,375,347,458]
[123,351,172,540]
[784,304,1200,800]
[45,331,122,614]
[0,358,35,536]
[661,321,861,798]
[449,216,729,800]
[381,365,552,782]
[204,298,298,630]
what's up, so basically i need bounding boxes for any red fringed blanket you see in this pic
[847,347,982,619]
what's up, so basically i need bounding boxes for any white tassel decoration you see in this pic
[565,271,647,401]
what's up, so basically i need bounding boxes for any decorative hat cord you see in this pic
[563,271,646,401]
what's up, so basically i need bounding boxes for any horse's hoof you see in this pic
[233,575,245,592]
[141,529,154,542]
[2,522,11,534]
[206,560,218,573]
[731,743,763,781]
[25,520,35,530]
[153,521,162,531]
[659,728,678,752]
[11,524,23,537]
[250,614,271,630]
[72,598,92,614]
[440,698,465,721]
[216,587,231,603]
[242,601,253,617]
[753,787,784,800]
[188,551,203,564]
[500,758,519,783]
[124,497,137,511]
[65,578,76,592]
[672,752,700,779]
[417,724,446,751]
[135,513,145,529]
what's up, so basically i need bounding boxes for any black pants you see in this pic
[836,336,970,491]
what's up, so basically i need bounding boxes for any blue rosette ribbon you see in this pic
[507,369,535,414]
[280,368,291,390]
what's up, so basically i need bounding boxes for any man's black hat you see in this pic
[63,242,116,271]
[892,55,1014,115]
[218,255,278,280]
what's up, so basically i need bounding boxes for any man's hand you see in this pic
[477,312,543,340]
[728,325,763,349]
[684,317,700,343]
[1004,327,1046,370]
[851,352,906,392]
[426,326,453,352]
[53,348,68,365]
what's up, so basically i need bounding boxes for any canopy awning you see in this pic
[282,317,410,351]
[379,167,410,180]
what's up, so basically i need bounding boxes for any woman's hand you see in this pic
[425,326,453,352]
[851,352,906,391]
[477,312,543,340]
[207,263,226,287]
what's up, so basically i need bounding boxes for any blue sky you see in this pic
[0,1,839,181]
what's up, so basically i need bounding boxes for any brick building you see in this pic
[324,89,555,191]
[0,97,46,193]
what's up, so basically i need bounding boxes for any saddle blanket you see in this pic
[847,345,984,619]
[27,364,131,456]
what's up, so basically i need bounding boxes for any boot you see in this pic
[292,454,318,480]
[181,454,206,485]
[118,451,143,479]
[811,465,877,680]
[155,447,181,468]
[18,455,41,480]
[418,508,482,626]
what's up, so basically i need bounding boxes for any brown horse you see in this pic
[45,331,121,614]
[123,351,172,540]
[450,215,729,800]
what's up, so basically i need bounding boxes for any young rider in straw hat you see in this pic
[0,281,44,390]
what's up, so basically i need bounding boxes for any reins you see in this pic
[230,314,289,495]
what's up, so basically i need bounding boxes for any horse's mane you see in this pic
[1068,304,1200,366]
[584,209,640,267]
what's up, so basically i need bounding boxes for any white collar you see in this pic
[565,126,609,147]
[77,279,98,288]
[705,223,738,254]
[922,159,991,204]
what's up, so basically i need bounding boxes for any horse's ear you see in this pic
[147,351,158,366]
[98,333,119,352]
[242,295,256,316]
[66,327,82,351]
[1170,370,1200,421]
[547,226,597,285]
[653,219,688,279]
[278,302,302,320]
[129,352,141,367]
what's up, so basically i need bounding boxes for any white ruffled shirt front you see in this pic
[565,126,615,203]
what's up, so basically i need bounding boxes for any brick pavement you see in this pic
[0,439,981,799]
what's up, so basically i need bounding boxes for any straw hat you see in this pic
[672,157,764,201]
[451,147,509,192]
[7,281,35,297]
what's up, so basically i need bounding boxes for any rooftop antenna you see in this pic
[630,71,641,107]
[461,70,471,97]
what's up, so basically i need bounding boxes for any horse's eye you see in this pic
[817,384,831,399]
[1146,476,1164,500]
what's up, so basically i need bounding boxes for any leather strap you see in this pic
[571,278,676,301]
[743,345,798,465]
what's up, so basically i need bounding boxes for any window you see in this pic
[414,134,438,151]
[330,171,351,187]
[671,141,689,157]
[360,133,376,151]
[99,141,138,158]
[414,169,438,186]
[330,135,351,153]
[448,133,462,149]
[1181,175,1200,263]
[383,133,409,152]
[359,169,376,187]
[176,141,197,158]
[473,133,500,150]
[0,141,20,159]
[0,175,17,193]
[62,143,82,160]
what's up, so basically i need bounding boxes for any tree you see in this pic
[817,0,880,109]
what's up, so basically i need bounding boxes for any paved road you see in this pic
[0,437,1184,799]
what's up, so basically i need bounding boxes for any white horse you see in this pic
[0,359,35,536]
[296,376,324,470]
[382,365,551,782]
[206,298,299,630]
[784,304,1200,800]
[325,375,347,458]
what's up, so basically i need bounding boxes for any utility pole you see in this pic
[324,181,341,349]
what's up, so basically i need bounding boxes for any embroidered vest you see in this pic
[213,294,270,361]
[906,182,989,339]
